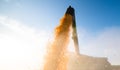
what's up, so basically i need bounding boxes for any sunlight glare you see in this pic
[0,16,49,70]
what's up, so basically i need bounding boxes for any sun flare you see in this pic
[0,16,49,70]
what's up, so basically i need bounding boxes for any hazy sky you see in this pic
[0,0,120,69]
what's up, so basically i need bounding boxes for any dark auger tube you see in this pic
[65,6,80,55]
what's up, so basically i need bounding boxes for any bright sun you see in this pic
[0,16,48,70]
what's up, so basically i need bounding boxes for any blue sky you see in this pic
[0,0,120,31]
[0,0,120,68]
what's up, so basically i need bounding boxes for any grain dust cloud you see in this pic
[43,6,79,70]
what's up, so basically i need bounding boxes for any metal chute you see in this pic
[65,6,80,55]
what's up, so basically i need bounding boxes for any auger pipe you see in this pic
[65,6,80,54]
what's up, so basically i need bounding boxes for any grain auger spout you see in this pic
[65,6,80,55]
